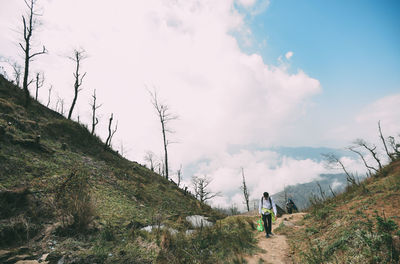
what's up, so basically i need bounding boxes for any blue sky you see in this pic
[241,0,400,111]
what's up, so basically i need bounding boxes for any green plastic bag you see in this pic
[256,218,264,232]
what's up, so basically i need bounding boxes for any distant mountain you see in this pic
[271,173,348,210]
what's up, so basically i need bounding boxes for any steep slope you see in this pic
[277,159,400,263]
[0,75,229,263]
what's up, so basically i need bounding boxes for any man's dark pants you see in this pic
[262,213,272,235]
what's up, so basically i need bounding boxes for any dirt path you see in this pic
[244,213,306,264]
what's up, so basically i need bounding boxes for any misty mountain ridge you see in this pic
[271,173,348,210]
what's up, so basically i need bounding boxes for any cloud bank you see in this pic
[4,0,392,209]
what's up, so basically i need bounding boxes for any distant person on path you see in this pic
[286,198,298,214]
[259,192,277,238]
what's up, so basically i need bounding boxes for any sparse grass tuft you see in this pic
[156,216,257,263]
[55,166,96,233]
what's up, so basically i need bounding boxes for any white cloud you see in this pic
[285,51,294,60]
[0,0,324,209]
[356,94,400,137]
[326,93,400,147]
[237,0,258,8]
[181,149,330,209]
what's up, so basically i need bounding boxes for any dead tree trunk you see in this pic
[90,89,102,135]
[9,61,22,87]
[34,72,44,101]
[241,167,250,212]
[322,153,357,185]
[67,49,87,120]
[177,165,182,187]
[348,146,377,176]
[149,90,177,180]
[354,139,383,171]
[378,121,395,162]
[46,85,52,107]
[20,0,47,107]
[105,113,117,149]
[144,151,155,171]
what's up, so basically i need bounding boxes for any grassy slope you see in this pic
[277,159,400,263]
[0,75,231,262]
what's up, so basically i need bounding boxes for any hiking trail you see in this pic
[244,212,306,264]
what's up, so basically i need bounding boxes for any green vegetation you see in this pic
[284,159,400,264]
[0,75,256,263]
[157,217,257,263]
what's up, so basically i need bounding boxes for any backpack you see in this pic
[261,196,272,209]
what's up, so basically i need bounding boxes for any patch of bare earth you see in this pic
[244,213,305,264]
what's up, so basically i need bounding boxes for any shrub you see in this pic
[55,167,95,232]
[375,215,399,262]
[301,240,327,264]
[156,217,256,263]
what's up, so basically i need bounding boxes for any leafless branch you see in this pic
[144,151,156,172]
[378,121,396,162]
[29,45,47,59]
[353,139,383,171]
[67,48,87,119]
[89,89,102,135]
[322,153,358,185]
[192,175,220,203]
[46,85,52,107]
[148,88,178,180]
[20,0,47,107]
[34,71,44,101]
[240,167,250,212]
[105,113,118,149]
[348,146,377,176]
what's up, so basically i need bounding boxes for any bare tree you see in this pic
[353,139,383,171]
[0,57,22,86]
[46,85,52,107]
[316,182,326,200]
[240,167,250,212]
[348,146,376,176]
[1,58,23,87]
[60,99,65,115]
[67,48,87,120]
[192,175,220,203]
[149,89,178,180]
[176,164,183,187]
[378,121,396,162]
[11,61,22,87]
[144,151,156,172]
[34,72,44,101]
[119,141,127,157]
[159,158,165,177]
[55,95,65,115]
[89,89,102,135]
[20,0,47,106]
[105,113,118,149]
[322,153,357,185]
[388,136,400,159]
[328,185,336,198]
[284,185,288,203]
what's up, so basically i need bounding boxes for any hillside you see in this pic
[275,158,400,263]
[2,73,399,264]
[0,75,259,263]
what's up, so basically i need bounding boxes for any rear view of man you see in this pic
[259,192,277,238]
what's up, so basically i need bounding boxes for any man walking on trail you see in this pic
[259,192,277,238]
